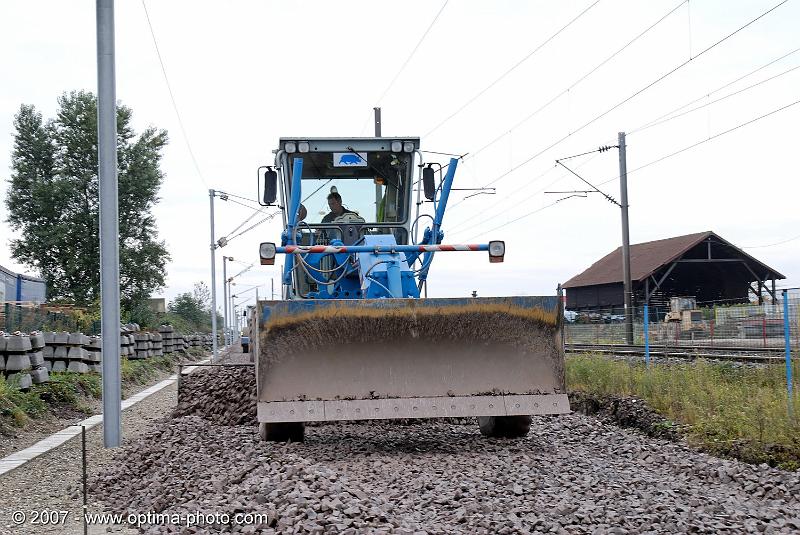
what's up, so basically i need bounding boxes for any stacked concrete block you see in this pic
[159,325,175,354]
[151,332,164,357]
[28,331,48,384]
[120,330,135,357]
[43,331,68,372]
[66,332,90,374]
[84,336,102,373]
[132,332,153,360]
[1,332,34,389]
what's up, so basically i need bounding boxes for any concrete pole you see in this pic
[222,257,228,347]
[97,0,121,448]
[209,189,218,361]
[619,132,634,345]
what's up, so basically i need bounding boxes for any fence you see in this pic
[565,296,800,352]
[1,303,100,335]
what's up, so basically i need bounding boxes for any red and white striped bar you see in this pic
[278,244,488,254]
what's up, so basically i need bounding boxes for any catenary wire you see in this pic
[630,62,800,135]
[600,97,800,185]
[227,211,281,243]
[423,0,603,138]
[217,191,266,207]
[630,45,800,134]
[141,0,209,190]
[358,0,449,135]
[459,0,687,168]
[743,233,800,249]
[463,96,800,240]
[465,0,790,195]
[448,42,799,218]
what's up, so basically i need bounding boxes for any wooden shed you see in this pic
[562,231,785,312]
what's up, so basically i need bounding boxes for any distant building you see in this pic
[562,231,784,313]
[148,298,166,313]
[0,264,47,303]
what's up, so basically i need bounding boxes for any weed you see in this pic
[567,354,800,469]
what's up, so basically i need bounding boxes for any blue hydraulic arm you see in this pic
[282,158,304,286]
[415,157,458,286]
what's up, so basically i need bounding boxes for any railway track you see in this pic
[566,343,791,362]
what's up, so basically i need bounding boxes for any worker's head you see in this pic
[297,203,307,222]
[327,192,343,216]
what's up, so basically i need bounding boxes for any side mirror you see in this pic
[263,168,278,205]
[423,166,436,201]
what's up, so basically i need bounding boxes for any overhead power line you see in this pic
[607,97,800,183]
[373,1,448,107]
[744,233,800,249]
[466,0,790,194]
[631,63,800,134]
[447,147,606,235]
[141,0,208,190]
[466,200,561,242]
[358,0,449,135]
[227,211,281,243]
[630,45,800,135]
[423,0,603,138]
[461,0,687,167]
[463,96,800,241]
[142,0,210,189]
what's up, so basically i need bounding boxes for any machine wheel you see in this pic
[478,415,532,438]
[259,422,305,442]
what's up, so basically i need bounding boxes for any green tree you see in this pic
[4,91,170,310]
[192,281,211,311]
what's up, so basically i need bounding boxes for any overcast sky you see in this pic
[1,0,798,312]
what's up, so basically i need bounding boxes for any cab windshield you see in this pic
[290,151,411,225]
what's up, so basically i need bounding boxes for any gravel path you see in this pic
[0,380,179,535]
[90,367,800,534]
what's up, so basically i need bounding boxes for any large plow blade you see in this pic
[255,296,569,427]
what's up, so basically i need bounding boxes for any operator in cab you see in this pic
[322,192,360,223]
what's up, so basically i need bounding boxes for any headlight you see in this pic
[298,141,310,153]
[391,140,402,153]
[403,141,414,153]
[259,242,277,265]
[488,240,505,263]
[285,142,297,154]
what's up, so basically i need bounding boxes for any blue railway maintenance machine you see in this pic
[254,137,568,441]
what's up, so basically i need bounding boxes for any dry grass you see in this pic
[567,354,800,469]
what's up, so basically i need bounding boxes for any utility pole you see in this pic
[618,132,633,345]
[374,107,382,137]
[97,0,121,448]
[222,256,229,347]
[230,289,235,340]
[553,134,634,345]
[209,189,218,361]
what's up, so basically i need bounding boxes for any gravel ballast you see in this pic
[89,366,800,534]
